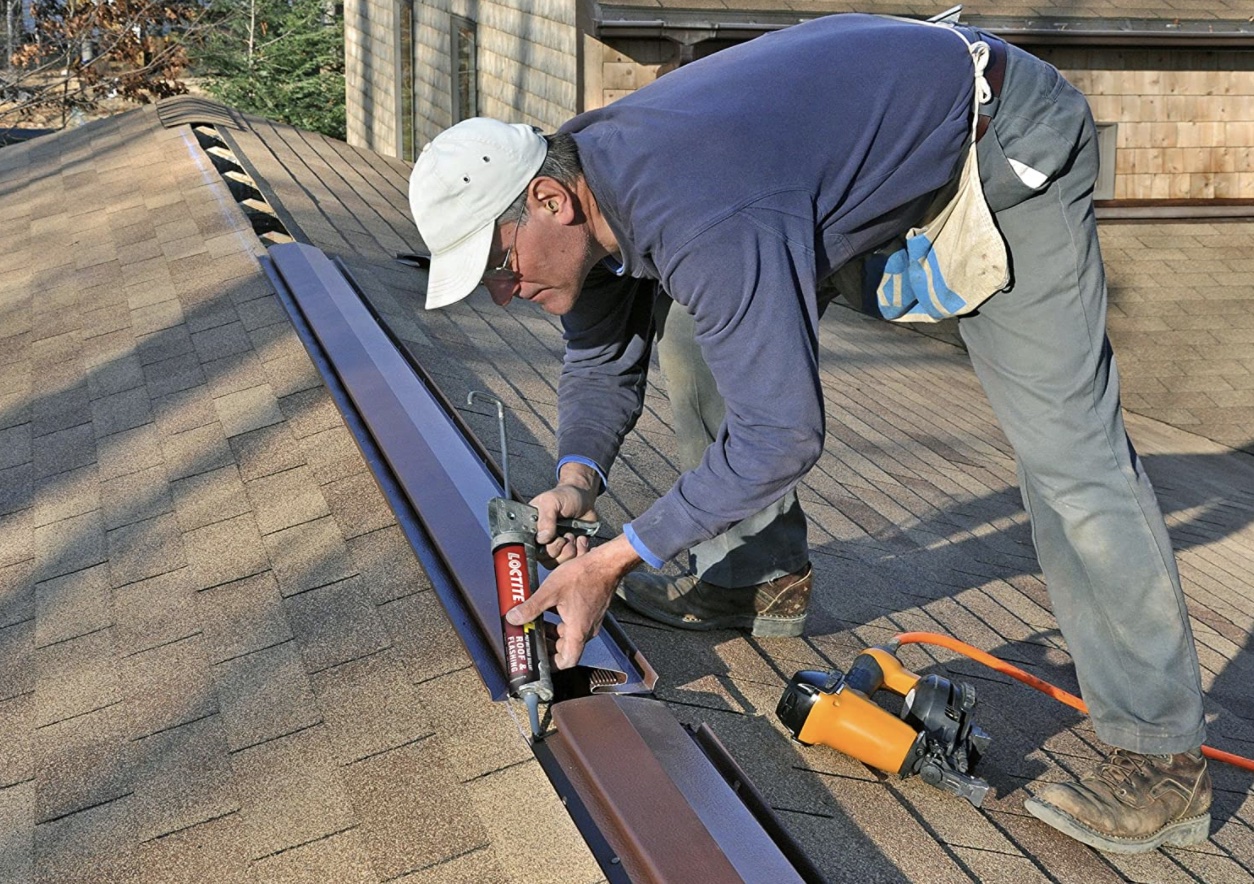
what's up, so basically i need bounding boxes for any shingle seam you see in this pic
[33,791,134,827]
[0,686,32,706]
[300,643,395,677]
[247,823,360,864]
[31,419,92,443]
[772,805,837,820]
[458,754,534,785]
[379,843,493,882]
[194,565,271,594]
[31,622,111,651]
[138,807,240,845]
[277,569,363,602]
[210,636,294,668]
[364,584,425,605]
[129,709,220,743]
[118,631,202,661]
[34,699,125,731]
[405,661,477,688]
[226,720,325,756]
[102,558,187,594]
[342,732,436,767]
[253,505,341,540]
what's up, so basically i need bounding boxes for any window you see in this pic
[399,0,416,161]
[1094,122,1117,201]
[451,15,477,124]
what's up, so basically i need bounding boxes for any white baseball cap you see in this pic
[408,118,548,309]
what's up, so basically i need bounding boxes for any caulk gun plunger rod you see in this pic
[466,391,510,497]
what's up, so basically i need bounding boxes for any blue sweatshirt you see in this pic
[556,14,977,565]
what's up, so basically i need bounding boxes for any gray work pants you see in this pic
[653,294,811,587]
[960,41,1206,753]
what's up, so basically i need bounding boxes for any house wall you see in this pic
[593,37,1254,201]
[345,0,400,155]
[590,38,682,109]
[345,0,580,160]
[1037,46,1254,200]
[474,2,580,131]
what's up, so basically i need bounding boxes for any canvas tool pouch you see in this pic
[838,29,1009,323]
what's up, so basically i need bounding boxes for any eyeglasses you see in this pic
[481,220,521,300]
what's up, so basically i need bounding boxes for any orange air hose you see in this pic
[891,631,1254,773]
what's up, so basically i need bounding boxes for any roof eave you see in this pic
[977,17,1254,46]
[594,10,1254,47]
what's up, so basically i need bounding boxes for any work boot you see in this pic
[615,564,812,637]
[1025,748,1211,854]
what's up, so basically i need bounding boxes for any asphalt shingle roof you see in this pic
[0,108,599,883]
[1104,222,1254,452]
[2,98,1251,881]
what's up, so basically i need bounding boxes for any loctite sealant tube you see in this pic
[488,499,553,736]
[486,497,600,737]
[492,541,546,692]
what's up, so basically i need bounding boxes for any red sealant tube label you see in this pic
[493,542,537,690]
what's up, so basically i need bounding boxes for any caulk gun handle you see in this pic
[553,517,600,537]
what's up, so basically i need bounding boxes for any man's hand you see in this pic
[530,462,601,565]
[505,534,640,669]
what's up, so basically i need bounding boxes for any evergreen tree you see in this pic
[197,0,344,140]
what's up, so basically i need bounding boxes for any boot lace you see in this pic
[1090,749,1155,790]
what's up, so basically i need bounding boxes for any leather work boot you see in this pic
[615,564,812,637]
[1024,748,1211,854]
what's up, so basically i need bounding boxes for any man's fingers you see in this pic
[530,485,597,546]
[527,492,554,544]
[534,501,559,545]
[543,535,569,562]
[545,532,593,565]
[554,634,585,670]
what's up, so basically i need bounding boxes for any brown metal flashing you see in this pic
[548,696,808,884]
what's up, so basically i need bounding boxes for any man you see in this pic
[408,13,1210,855]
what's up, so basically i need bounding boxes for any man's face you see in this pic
[480,213,592,316]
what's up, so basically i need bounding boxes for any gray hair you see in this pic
[497,132,582,226]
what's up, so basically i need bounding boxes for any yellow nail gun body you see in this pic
[777,647,992,806]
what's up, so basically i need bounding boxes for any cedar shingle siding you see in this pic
[1044,46,1254,199]
[347,0,578,159]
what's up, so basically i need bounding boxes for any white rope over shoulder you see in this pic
[968,40,993,106]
